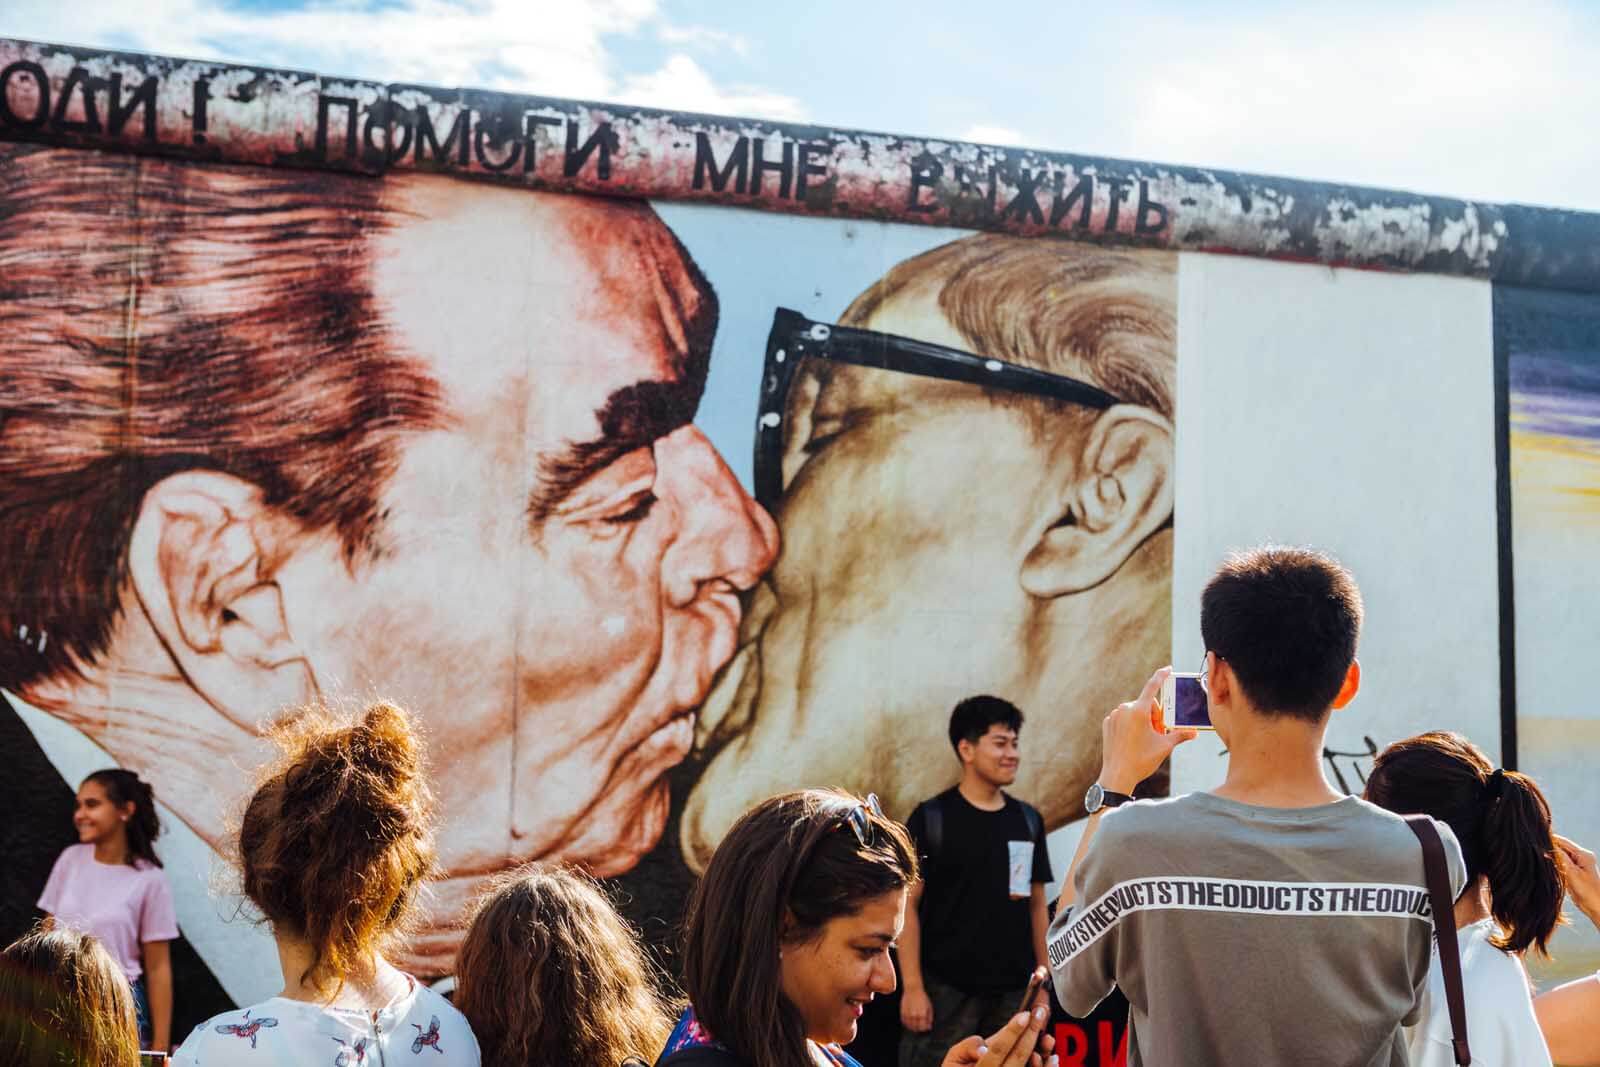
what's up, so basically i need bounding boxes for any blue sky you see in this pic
[5,0,1597,210]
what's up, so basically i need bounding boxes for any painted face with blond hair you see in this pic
[684,235,1178,868]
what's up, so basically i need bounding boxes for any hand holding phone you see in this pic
[1097,668,1198,795]
[938,1003,1054,1067]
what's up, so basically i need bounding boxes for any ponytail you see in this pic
[1480,768,1565,956]
[1365,731,1564,957]
[82,769,162,869]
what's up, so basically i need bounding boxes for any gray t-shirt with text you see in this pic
[1047,793,1465,1067]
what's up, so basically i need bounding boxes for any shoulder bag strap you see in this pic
[1404,814,1471,1065]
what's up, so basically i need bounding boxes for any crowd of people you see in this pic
[4,546,1600,1067]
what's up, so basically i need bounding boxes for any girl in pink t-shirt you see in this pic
[37,769,178,1052]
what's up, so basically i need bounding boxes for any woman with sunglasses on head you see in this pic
[37,768,177,1053]
[455,863,674,1066]
[1364,731,1562,1067]
[658,788,1053,1067]
[171,700,478,1065]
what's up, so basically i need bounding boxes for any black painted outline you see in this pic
[1491,288,1519,770]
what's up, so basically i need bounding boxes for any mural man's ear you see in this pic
[1020,404,1174,597]
[127,471,316,725]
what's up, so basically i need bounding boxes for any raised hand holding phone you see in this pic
[1099,667,1197,795]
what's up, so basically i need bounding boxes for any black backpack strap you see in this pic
[1021,799,1043,844]
[1404,814,1471,1066]
[922,795,944,865]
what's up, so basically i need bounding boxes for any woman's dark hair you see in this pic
[237,700,436,994]
[81,770,162,869]
[0,923,139,1067]
[455,864,673,1066]
[680,789,918,1067]
[1365,730,1564,956]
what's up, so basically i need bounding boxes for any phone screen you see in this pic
[1172,675,1211,729]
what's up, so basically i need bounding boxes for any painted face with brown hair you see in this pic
[780,888,904,1048]
[685,273,1174,868]
[260,182,777,962]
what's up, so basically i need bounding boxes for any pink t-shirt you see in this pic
[37,843,179,981]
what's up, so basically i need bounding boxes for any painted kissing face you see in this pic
[275,181,777,963]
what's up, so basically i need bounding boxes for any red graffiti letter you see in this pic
[1054,1023,1088,1067]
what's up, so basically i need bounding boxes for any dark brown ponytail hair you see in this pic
[238,700,436,993]
[82,769,162,869]
[679,789,918,1067]
[1366,730,1564,956]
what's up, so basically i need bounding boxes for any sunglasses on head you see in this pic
[755,307,1126,511]
[841,792,885,849]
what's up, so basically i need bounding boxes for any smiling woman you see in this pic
[37,770,177,1052]
[662,789,917,1067]
[660,789,1053,1067]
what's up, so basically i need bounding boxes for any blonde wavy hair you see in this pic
[0,924,139,1067]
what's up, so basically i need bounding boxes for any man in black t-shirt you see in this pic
[897,696,1053,1067]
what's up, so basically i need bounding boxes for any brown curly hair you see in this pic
[238,700,436,994]
[0,923,139,1067]
[454,864,673,1066]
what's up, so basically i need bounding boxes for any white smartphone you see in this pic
[1159,672,1213,731]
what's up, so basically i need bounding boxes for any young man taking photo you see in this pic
[898,696,1053,1067]
[1048,545,1465,1066]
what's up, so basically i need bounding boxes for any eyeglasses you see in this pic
[842,792,885,849]
[754,308,1126,511]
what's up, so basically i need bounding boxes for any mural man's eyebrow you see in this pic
[527,376,705,523]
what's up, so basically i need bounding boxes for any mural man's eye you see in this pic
[803,427,845,456]
[605,493,659,525]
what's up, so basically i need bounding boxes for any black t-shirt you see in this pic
[905,788,1053,994]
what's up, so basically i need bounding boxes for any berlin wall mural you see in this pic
[2,36,1599,1066]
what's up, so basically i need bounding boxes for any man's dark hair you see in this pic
[948,695,1025,755]
[1199,546,1363,722]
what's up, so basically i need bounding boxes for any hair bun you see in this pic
[351,701,422,789]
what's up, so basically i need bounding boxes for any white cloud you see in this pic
[960,124,1028,147]
[658,24,750,58]
[0,0,798,117]
[616,53,804,120]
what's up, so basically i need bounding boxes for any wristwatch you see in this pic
[1083,782,1134,815]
